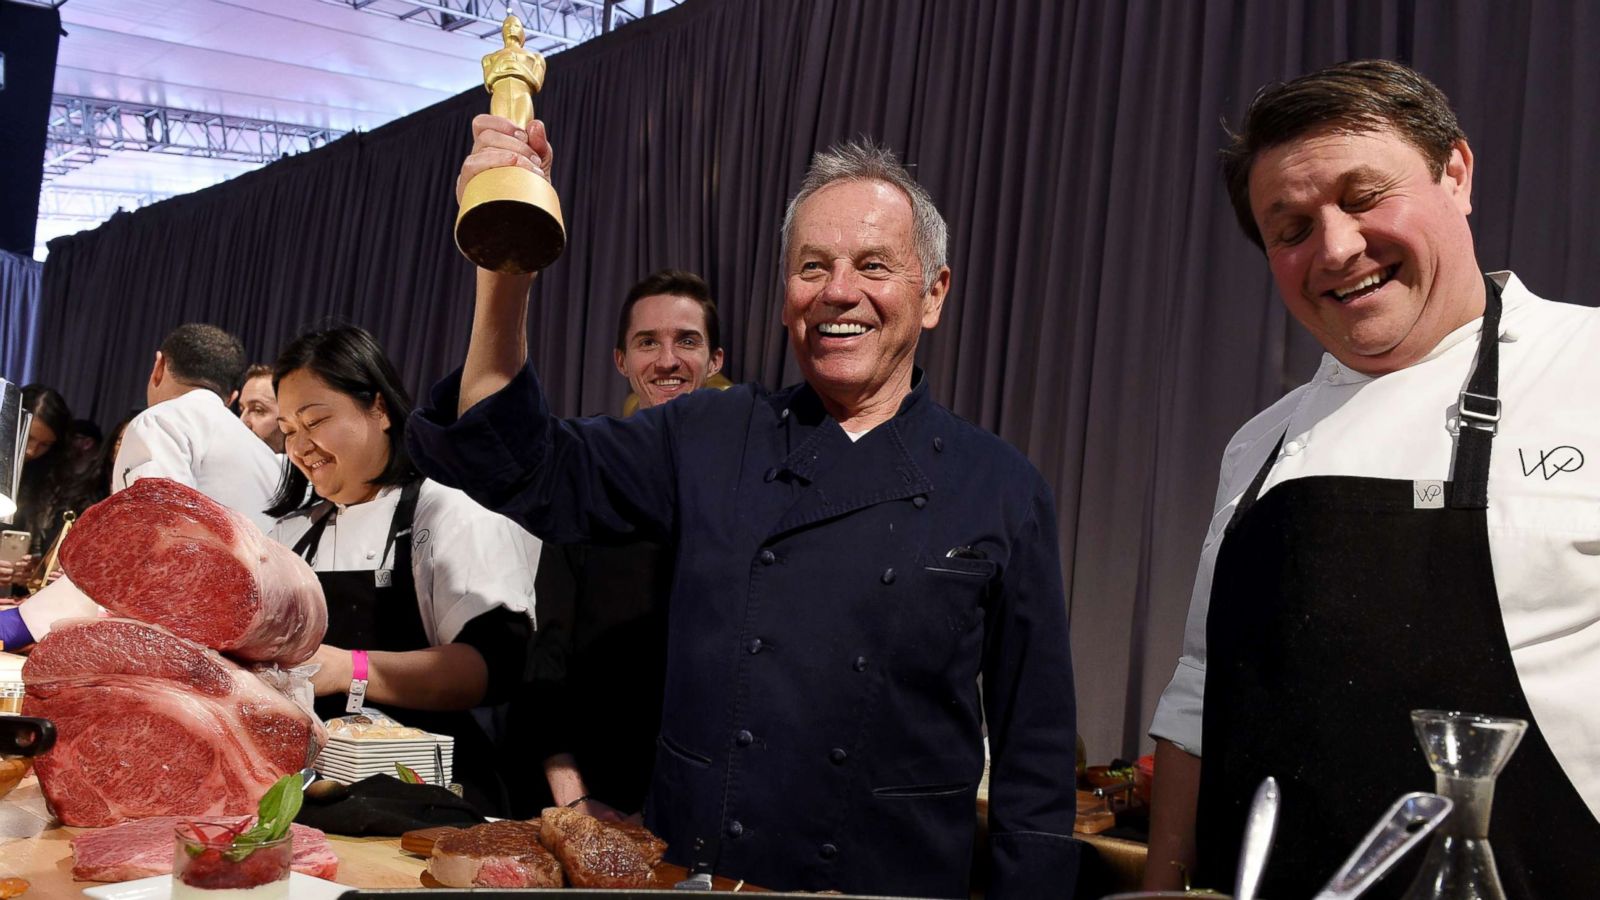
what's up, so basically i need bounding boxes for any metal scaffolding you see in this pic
[44,95,348,180]
[315,0,682,53]
[38,186,177,222]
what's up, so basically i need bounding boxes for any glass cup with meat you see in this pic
[172,821,292,900]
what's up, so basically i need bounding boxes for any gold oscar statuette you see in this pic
[454,15,566,273]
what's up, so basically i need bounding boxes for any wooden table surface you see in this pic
[0,777,427,900]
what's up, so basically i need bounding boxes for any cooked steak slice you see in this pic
[428,819,562,888]
[538,806,666,888]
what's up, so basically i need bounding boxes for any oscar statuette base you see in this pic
[455,165,566,274]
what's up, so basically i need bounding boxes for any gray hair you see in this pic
[779,139,949,291]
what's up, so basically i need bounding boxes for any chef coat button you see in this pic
[853,656,868,672]
[736,730,753,747]
[829,747,848,764]
[1500,327,1518,343]
[1283,440,1303,456]
[727,820,744,838]
[747,637,764,654]
[933,437,944,452]
[763,467,778,482]
[912,495,927,509]
[880,568,896,585]
[366,551,376,559]
[758,549,776,566]
[820,843,838,859]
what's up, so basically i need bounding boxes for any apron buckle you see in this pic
[1458,391,1501,434]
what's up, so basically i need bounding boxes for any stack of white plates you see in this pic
[0,651,24,715]
[314,732,454,786]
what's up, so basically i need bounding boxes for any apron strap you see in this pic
[1450,274,1506,510]
[1227,431,1287,534]
[289,479,424,568]
[382,480,423,570]
[290,502,337,564]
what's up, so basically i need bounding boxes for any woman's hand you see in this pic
[309,643,354,697]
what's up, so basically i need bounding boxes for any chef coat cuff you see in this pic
[988,830,1081,898]
[0,608,34,651]
[407,363,552,510]
[1148,657,1205,755]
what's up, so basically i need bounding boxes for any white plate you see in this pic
[82,872,349,900]
[313,743,451,755]
[324,734,452,748]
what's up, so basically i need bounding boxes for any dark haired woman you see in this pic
[266,327,538,816]
[2,385,104,594]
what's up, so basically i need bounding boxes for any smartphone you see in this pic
[0,531,30,565]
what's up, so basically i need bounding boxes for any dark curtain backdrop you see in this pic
[0,249,42,385]
[33,0,1600,760]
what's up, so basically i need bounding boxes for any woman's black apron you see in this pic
[1194,277,1600,898]
[292,480,508,816]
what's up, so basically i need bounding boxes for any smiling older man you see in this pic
[407,118,1079,898]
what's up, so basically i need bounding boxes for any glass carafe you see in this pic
[1400,709,1527,900]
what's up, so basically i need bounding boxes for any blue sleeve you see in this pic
[405,363,678,546]
[982,483,1082,897]
[0,608,35,651]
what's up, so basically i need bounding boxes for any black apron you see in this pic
[1195,277,1600,898]
[292,480,508,816]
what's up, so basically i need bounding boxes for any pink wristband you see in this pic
[351,649,369,681]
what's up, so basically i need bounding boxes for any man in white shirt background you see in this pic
[1143,59,1600,898]
[112,323,282,532]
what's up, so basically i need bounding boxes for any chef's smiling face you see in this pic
[1250,126,1482,376]
[276,369,391,506]
[782,179,949,418]
[613,294,723,409]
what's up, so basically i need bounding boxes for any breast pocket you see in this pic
[902,554,996,662]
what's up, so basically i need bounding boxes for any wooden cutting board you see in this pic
[401,825,768,891]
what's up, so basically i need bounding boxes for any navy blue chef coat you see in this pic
[407,363,1079,899]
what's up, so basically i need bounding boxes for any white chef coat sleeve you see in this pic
[112,405,199,492]
[1148,400,1297,756]
[410,481,540,646]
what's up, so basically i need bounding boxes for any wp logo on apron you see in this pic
[1518,446,1584,481]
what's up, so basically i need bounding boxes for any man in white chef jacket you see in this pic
[1144,59,1600,897]
[112,323,281,532]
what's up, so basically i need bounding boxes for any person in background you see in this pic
[407,115,1079,897]
[1,386,103,594]
[96,412,137,499]
[238,363,286,454]
[64,419,103,476]
[112,324,281,531]
[266,326,539,817]
[512,269,726,820]
[1144,59,1600,896]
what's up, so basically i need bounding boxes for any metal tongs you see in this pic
[1312,792,1453,899]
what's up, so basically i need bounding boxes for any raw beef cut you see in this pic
[60,478,325,666]
[72,816,340,882]
[428,820,563,888]
[22,618,326,827]
[538,807,666,888]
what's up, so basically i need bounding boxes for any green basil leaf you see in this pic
[226,772,304,858]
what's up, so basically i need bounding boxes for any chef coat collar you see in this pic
[1311,271,1529,387]
[774,368,930,483]
[330,482,402,511]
